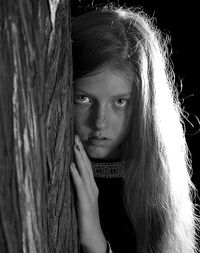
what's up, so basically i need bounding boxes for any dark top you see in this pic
[94,177,137,252]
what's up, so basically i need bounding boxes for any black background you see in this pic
[71,0,200,199]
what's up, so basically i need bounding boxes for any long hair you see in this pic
[72,4,199,252]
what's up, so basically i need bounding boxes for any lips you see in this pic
[87,136,110,146]
[90,136,107,140]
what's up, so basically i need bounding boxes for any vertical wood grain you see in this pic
[0,0,78,252]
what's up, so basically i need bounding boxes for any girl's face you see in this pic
[74,66,133,160]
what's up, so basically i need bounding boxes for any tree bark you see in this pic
[0,0,78,252]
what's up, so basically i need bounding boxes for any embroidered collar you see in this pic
[91,160,125,178]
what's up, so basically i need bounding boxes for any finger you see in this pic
[70,162,98,208]
[74,144,92,189]
[76,135,91,166]
[75,135,94,178]
[75,136,98,194]
[70,162,85,199]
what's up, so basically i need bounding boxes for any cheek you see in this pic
[74,108,88,134]
[112,110,131,136]
[74,109,82,130]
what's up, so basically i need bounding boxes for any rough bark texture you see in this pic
[0,0,78,252]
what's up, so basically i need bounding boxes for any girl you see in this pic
[70,4,199,253]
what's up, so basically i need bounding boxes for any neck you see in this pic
[90,157,122,163]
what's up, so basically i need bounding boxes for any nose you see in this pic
[93,105,109,130]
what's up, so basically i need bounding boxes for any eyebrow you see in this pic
[75,89,132,98]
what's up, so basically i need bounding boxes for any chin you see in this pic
[85,147,110,160]
[86,148,119,161]
[87,151,108,160]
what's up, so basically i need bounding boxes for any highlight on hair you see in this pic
[72,3,200,252]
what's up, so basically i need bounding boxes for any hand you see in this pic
[70,135,107,253]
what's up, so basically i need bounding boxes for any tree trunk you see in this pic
[0,0,78,252]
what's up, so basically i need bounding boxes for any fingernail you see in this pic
[75,143,80,151]
[75,135,79,143]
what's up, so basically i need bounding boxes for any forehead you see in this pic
[74,67,133,96]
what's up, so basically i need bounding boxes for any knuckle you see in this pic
[77,178,84,189]
[94,185,99,198]
[90,189,99,203]
[96,186,99,195]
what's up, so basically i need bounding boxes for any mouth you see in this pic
[87,136,110,146]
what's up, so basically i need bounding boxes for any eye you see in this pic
[74,94,91,104]
[114,98,128,107]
